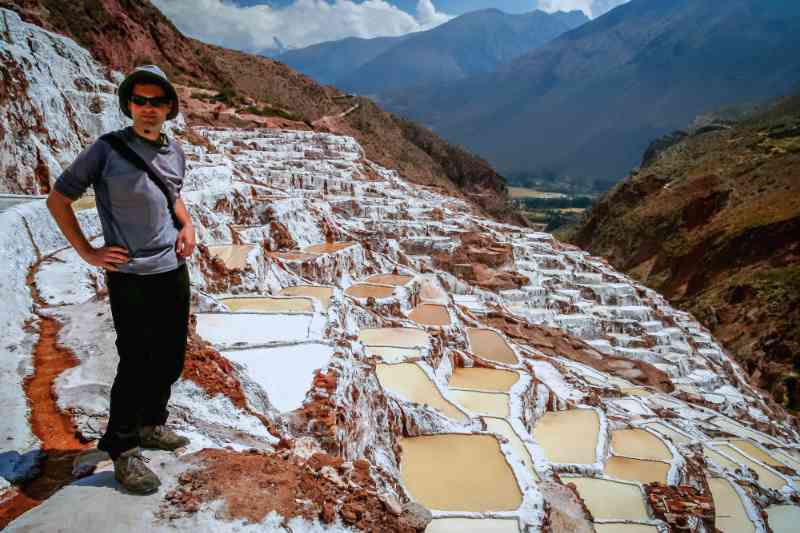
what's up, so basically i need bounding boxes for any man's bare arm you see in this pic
[174,198,196,258]
[46,189,129,271]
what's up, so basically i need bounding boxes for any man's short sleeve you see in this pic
[53,140,108,200]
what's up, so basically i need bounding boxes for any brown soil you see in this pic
[434,233,529,291]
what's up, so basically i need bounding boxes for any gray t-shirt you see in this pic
[54,126,186,275]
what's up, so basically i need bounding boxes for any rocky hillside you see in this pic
[1,0,522,223]
[567,92,800,410]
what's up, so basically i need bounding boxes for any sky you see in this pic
[151,0,630,53]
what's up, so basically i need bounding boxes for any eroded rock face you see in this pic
[2,8,800,533]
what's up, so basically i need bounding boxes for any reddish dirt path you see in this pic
[0,262,91,529]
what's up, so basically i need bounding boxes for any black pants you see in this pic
[97,263,190,460]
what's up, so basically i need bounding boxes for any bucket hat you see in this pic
[118,64,179,120]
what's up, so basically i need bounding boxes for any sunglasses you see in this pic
[130,94,172,108]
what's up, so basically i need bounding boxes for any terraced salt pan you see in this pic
[643,421,693,446]
[533,409,600,464]
[566,477,649,521]
[365,346,423,361]
[483,417,539,481]
[704,445,741,472]
[711,443,787,490]
[278,285,334,311]
[467,328,519,365]
[708,477,756,533]
[710,416,783,446]
[448,368,519,392]
[221,342,333,412]
[344,284,395,299]
[449,389,510,417]
[359,328,430,349]
[196,312,313,348]
[302,241,356,254]
[71,195,96,211]
[610,429,671,461]
[399,434,523,511]
[408,304,451,326]
[425,517,520,533]
[375,363,468,422]
[605,456,670,484]
[594,524,659,533]
[365,274,413,286]
[219,296,313,313]
[728,439,789,469]
[206,244,256,270]
[766,504,800,533]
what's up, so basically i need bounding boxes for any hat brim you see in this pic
[118,71,179,120]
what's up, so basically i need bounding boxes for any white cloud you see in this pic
[152,0,453,52]
[536,0,629,18]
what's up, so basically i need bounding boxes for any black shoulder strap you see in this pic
[99,132,182,230]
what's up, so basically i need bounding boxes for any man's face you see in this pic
[128,83,172,133]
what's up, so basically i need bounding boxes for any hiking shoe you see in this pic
[113,447,160,495]
[140,424,190,451]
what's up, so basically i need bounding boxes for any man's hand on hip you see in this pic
[81,245,130,272]
[176,224,196,258]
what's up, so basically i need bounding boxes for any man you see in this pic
[47,65,196,495]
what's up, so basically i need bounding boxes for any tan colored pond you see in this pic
[207,244,256,270]
[366,274,414,286]
[359,327,430,348]
[345,284,395,298]
[409,304,451,326]
[483,417,539,481]
[376,363,468,423]
[704,446,740,472]
[219,296,313,313]
[713,443,786,490]
[567,477,649,521]
[279,285,334,311]
[400,434,523,511]
[594,525,659,533]
[533,409,599,464]
[610,429,671,461]
[467,328,518,365]
[605,457,669,484]
[302,241,355,254]
[449,368,519,392]
[766,504,800,533]
[270,251,318,261]
[425,517,520,533]
[643,422,692,446]
[709,478,755,533]
[620,387,652,397]
[365,346,423,361]
[450,390,510,417]
[419,278,448,304]
[72,195,96,211]
[729,439,788,469]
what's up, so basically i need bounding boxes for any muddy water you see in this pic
[482,417,539,481]
[610,429,671,461]
[400,434,523,511]
[729,439,788,469]
[220,297,313,313]
[533,409,599,464]
[448,368,519,392]
[713,443,787,490]
[425,517,520,532]
[409,304,451,326]
[376,363,467,422]
[594,525,659,533]
[567,477,649,521]
[605,457,669,484]
[279,285,334,311]
[766,504,800,533]
[643,422,692,446]
[366,274,413,286]
[708,477,756,533]
[344,284,395,299]
[358,327,430,348]
[450,390,510,417]
[207,244,256,270]
[467,328,518,365]
[302,241,355,254]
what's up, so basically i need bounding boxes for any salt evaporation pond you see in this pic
[400,434,523,511]
[344,284,395,299]
[359,327,430,349]
[449,389,510,417]
[709,477,756,533]
[425,517,520,533]
[567,477,649,521]
[711,443,787,490]
[365,274,413,286]
[302,241,355,254]
[408,304,451,326]
[466,328,518,364]
[196,312,312,346]
[206,244,256,270]
[221,342,333,412]
[610,429,671,461]
[605,456,669,484]
[643,421,692,445]
[220,296,313,313]
[766,504,800,533]
[729,439,789,469]
[278,285,334,310]
[375,363,468,422]
[448,367,519,392]
[483,417,539,480]
[533,409,599,464]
